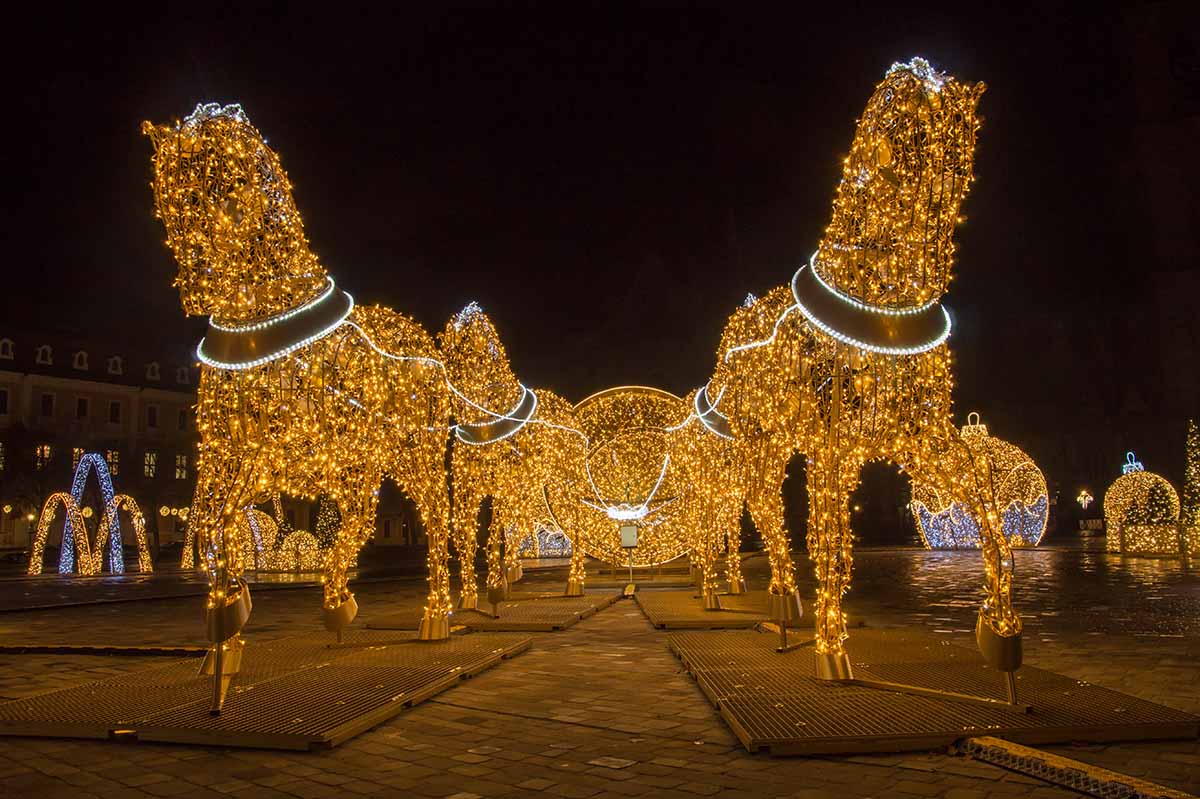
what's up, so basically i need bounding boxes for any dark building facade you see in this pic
[0,331,199,553]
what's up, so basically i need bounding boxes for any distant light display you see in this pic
[910,413,1049,549]
[1103,452,1182,555]
[27,453,152,575]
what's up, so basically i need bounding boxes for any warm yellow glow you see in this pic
[141,59,1019,664]
[145,104,453,638]
[1104,459,1186,556]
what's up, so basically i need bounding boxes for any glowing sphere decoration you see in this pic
[561,386,692,568]
[910,413,1049,549]
[1104,452,1182,555]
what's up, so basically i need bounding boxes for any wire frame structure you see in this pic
[440,302,590,604]
[1103,452,1184,556]
[140,56,1026,707]
[697,58,1021,682]
[911,413,1049,549]
[144,104,456,709]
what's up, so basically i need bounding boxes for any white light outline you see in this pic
[196,291,355,370]
[792,265,952,356]
[807,252,940,316]
[209,278,337,332]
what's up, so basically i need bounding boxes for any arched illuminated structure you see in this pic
[911,413,1049,549]
[27,454,153,575]
[1104,452,1183,555]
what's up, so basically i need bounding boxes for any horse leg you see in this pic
[451,476,483,611]
[413,481,453,641]
[725,500,747,594]
[320,481,380,644]
[194,453,256,714]
[807,450,862,679]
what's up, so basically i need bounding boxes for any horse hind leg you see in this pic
[320,484,380,644]
[746,480,803,637]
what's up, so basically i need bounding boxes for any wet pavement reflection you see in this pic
[744,541,1200,641]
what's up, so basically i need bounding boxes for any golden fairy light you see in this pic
[701,58,1022,683]
[1104,452,1186,556]
[145,104,455,710]
[142,57,1028,706]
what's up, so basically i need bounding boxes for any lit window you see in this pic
[109,400,121,424]
[175,367,190,385]
[72,351,89,370]
[146,362,160,381]
[0,442,6,471]
[175,454,188,480]
[0,338,13,359]
[40,393,55,417]
[144,450,158,478]
[0,388,8,415]
[147,404,159,429]
[35,444,52,470]
[76,397,89,419]
[105,450,119,476]
[35,345,52,365]
[72,448,83,469]
[107,356,123,375]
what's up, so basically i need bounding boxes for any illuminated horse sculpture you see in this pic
[440,303,590,610]
[144,104,454,711]
[701,59,1025,698]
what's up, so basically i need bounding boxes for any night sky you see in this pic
[4,4,1197,509]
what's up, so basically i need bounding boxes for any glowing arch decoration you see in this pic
[910,413,1049,549]
[27,454,153,575]
[1104,452,1183,555]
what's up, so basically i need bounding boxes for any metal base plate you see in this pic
[0,630,531,750]
[668,628,1200,756]
[636,590,815,630]
[367,590,621,632]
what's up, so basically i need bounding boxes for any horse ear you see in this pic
[141,120,164,153]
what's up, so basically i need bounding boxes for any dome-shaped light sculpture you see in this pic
[1103,452,1181,555]
[910,413,1049,549]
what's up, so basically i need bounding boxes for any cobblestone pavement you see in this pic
[0,547,1197,798]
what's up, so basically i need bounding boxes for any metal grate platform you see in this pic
[668,629,1200,756]
[366,590,622,632]
[0,630,531,750]
[636,590,816,629]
